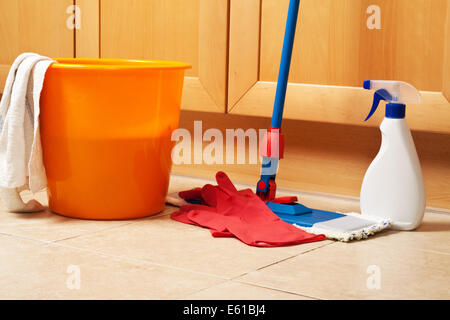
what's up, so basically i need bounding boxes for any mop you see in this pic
[167,0,390,242]
[254,0,391,241]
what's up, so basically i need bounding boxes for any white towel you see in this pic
[0,53,55,212]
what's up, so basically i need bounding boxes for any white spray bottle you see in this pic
[360,80,425,230]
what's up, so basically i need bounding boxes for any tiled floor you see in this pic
[0,175,449,300]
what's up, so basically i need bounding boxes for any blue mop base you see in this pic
[266,202,345,227]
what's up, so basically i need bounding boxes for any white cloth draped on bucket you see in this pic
[0,53,55,212]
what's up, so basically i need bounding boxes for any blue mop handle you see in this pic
[271,0,300,128]
[256,0,301,199]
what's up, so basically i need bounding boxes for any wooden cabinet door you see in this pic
[228,0,450,133]
[96,0,228,112]
[0,0,74,92]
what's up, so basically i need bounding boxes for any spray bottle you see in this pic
[360,80,425,230]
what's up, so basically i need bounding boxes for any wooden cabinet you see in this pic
[75,0,228,113]
[0,0,74,90]
[0,0,449,208]
[0,0,228,113]
[228,0,450,133]
[1,0,449,130]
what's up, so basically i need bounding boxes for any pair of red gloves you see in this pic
[171,172,325,247]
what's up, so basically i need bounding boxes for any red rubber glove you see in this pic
[171,172,325,247]
[171,203,234,237]
[179,188,202,202]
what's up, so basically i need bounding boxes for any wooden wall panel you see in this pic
[443,0,450,101]
[75,0,100,58]
[260,0,447,91]
[0,0,74,64]
[0,66,9,93]
[228,0,260,108]
[228,0,450,134]
[100,0,229,112]
[0,0,74,92]
[231,82,450,134]
[101,0,199,76]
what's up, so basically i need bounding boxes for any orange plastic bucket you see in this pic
[39,59,190,220]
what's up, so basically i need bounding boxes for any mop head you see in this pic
[168,192,392,242]
[292,212,391,242]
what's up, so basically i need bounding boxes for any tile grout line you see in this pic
[1,230,231,300]
[0,232,51,245]
[371,237,450,256]
[50,221,137,243]
[1,228,231,282]
[44,232,337,287]
[51,213,175,243]
[231,279,322,300]
[230,241,336,281]
[46,239,231,282]
[0,221,135,245]
[0,211,174,245]
[48,210,176,243]
[176,279,231,300]
[179,278,321,301]
[223,242,338,301]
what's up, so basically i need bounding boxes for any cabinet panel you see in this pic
[261,0,446,90]
[228,0,450,133]
[75,0,100,58]
[0,0,74,91]
[100,0,229,112]
[443,0,450,101]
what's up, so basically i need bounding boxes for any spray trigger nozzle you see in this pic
[365,89,392,121]
[363,80,422,121]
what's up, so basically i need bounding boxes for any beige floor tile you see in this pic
[0,234,43,255]
[238,240,450,300]
[184,280,314,300]
[370,212,450,255]
[4,174,446,299]
[0,174,205,243]
[0,237,222,299]
[0,191,176,242]
[61,214,329,279]
[0,208,131,242]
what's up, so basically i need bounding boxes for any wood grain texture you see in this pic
[443,0,450,101]
[228,0,450,129]
[0,65,9,92]
[198,0,229,111]
[101,0,199,75]
[100,0,228,112]
[260,0,448,91]
[173,110,450,210]
[0,0,74,93]
[228,0,260,109]
[75,0,100,58]
[230,82,450,134]
[182,77,223,112]
[0,0,74,63]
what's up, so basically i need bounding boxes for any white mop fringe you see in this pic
[293,212,391,242]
